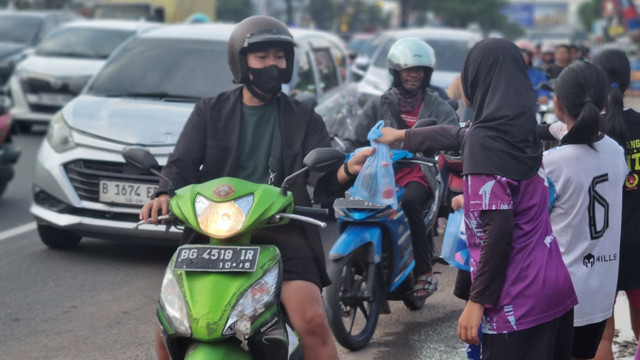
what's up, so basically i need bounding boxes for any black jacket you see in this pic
[158,86,336,286]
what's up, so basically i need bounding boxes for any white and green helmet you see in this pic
[387,37,436,87]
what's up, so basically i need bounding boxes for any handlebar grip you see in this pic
[293,206,329,218]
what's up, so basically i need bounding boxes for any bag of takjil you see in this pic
[349,120,397,208]
[441,209,471,271]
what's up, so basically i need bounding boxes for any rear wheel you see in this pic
[325,246,380,351]
[37,224,82,249]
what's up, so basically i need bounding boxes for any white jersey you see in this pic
[543,135,627,327]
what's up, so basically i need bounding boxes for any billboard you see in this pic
[502,2,569,28]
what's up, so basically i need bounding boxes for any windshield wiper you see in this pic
[38,51,104,59]
[103,92,202,102]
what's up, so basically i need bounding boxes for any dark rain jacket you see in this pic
[347,88,459,149]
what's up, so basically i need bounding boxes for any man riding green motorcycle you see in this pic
[139,15,372,360]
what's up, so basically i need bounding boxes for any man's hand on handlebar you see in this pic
[140,193,170,225]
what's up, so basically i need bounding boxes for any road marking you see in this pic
[0,222,37,242]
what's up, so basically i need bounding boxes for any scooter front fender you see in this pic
[185,341,251,360]
[328,224,382,263]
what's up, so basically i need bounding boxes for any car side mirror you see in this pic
[303,147,345,173]
[354,56,369,69]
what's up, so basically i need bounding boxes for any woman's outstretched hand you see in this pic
[374,127,406,145]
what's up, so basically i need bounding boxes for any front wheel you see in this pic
[38,224,82,249]
[325,246,380,351]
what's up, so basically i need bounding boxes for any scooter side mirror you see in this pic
[303,147,345,173]
[122,146,160,171]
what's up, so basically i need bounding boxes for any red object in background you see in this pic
[603,0,618,18]
[0,112,12,144]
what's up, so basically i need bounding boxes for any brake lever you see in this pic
[134,214,173,229]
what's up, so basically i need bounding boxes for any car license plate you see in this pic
[99,180,158,206]
[173,245,260,272]
[26,92,74,106]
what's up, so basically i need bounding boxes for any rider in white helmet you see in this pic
[348,37,458,301]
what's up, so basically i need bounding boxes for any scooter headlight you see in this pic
[159,265,191,337]
[194,194,253,238]
[223,265,280,336]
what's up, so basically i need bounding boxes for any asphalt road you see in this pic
[0,128,467,360]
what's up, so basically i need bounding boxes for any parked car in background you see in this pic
[0,10,82,87]
[30,23,349,248]
[347,32,376,59]
[9,20,159,132]
[352,27,482,103]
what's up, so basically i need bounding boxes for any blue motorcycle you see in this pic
[325,149,442,350]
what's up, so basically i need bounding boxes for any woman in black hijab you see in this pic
[376,38,577,360]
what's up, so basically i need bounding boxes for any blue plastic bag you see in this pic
[441,209,463,265]
[350,120,397,208]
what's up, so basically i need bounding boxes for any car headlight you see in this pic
[223,265,280,336]
[159,265,192,337]
[194,194,253,238]
[46,112,76,153]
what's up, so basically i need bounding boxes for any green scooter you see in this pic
[123,146,344,360]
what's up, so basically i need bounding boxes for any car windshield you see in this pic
[373,37,471,73]
[0,15,42,44]
[37,28,134,59]
[87,38,235,100]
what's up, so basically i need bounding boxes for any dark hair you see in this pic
[592,49,630,148]
[554,61,608,147]
[557,44,571,52]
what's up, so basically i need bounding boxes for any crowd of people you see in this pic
[139,14,640,360]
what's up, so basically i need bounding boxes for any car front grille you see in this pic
[64,160,161,204]
[23,77,75,95]
[29,104,63,113]
[21,77,80,114]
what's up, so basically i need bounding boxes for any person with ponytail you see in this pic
[543,60,628,360]
[591,49,640,360]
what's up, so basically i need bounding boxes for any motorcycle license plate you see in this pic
[173,245,260,272]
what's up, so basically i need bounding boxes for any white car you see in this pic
[30,23,349,249]
[9,20,159,132]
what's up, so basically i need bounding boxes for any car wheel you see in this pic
[37,224,82,249]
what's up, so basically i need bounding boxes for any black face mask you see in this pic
[248,65,286,95]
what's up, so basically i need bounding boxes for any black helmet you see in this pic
[227,15,294,84]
